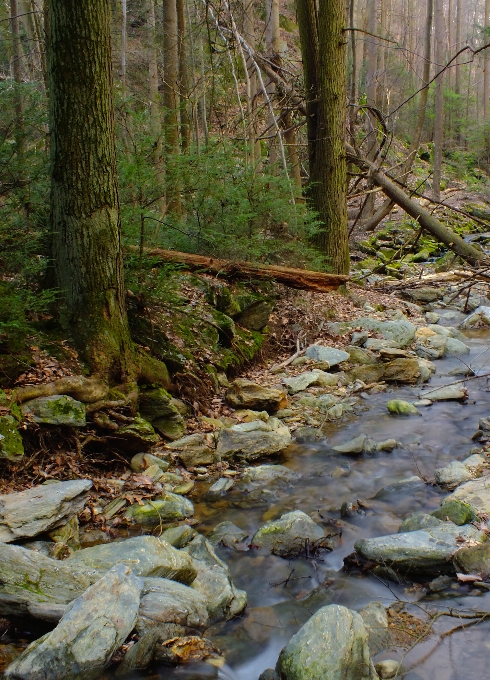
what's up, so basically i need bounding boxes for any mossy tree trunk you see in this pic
[297,0,349,274]
[49,0,135,383]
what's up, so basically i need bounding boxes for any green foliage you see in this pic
[117,116,325,269]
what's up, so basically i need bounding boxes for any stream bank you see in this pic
[1,268,490,679]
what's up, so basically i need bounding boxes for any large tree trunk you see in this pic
[163,0,181,212]
[297,0,349,274]
[177,0,191,152]
[432,0,445,200]
[49,0,134,382]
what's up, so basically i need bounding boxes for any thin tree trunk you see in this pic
[484,0,489,122]
[10,0,24,159]
[49,0,134,381]
[242,0,260,168]
[348,0,358,129]
[297,0,349,274]
[163,0,181,211]
[362,0,378,220]
[177,0,191,152]
[432,0,445,200]
[266,0,279,165]
[121,0,127,93]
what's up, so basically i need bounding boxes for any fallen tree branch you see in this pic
[346,145,488,267]
[11,376,109,405]
[132,247,349,292]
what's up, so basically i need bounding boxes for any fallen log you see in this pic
[346,145,488,267]
[134,247,349,292]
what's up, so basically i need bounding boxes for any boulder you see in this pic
[136,577,208,639]
[235,300,272,330]
[445,337,470,355]
[251,510,325,557]
[386,400,419,416]
[304,345,350,367]
[111,416,160,452]
[0,480,91,543]
[208,521,248,548]
[182,535,247,623]
[347,347,379,365]
[383,358,425,384]
[347,364,386,384]
[434,460,479,489]
[115,629,159,676]
[138,387,180,422]
[360,601,389,655]
[66,536,197,584]
[419,385,468,401]
[124,493,193,527]
[453,542,490,578]
[330,317,416,348]
[225,379,287,411]
[404,287,441,303]
[0,415,24,461]
[446,476,490,515]
[431,499,477,525]
[415,334,447,360]
[4,564,142,680]
[460,306,490,329]
[276,604,377,680]
[152,415,185,441]
[21,395,86,427]
[283,371,326,394]
[216,419,291,462]
[355,523,485,577]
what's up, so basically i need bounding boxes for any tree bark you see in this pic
[10,0,24,161]
[177,0,191,152]
[432,0,444,200]
[297,0,349,274]
[49,0,134,382]
[163,0,181,211]
[484,0,490,122]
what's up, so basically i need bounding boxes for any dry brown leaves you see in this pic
[388,608,430,648]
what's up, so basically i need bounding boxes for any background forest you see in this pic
[2,0,490,353]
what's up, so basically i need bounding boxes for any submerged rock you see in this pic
[276,604,377,680]
[67,536,197,584]
[333,434,368,455]
[355,523,485,577]
[183,535,247,623]
[419,385,468,401]
[216,419,291,462]
[136,577,208,639]
[0,480,91,543]
[225,379,287,411]
[21,395,86,427]
[251,510,326,557]
[4,564,142,680]
[204,477,235,500]
[0,415,24,461]
[208,521,248,548]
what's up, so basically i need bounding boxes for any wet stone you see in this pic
[225,379,287,412]
[208,521,248,548]
[251,510,326,557]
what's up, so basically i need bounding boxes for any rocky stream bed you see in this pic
[2,288,490,679]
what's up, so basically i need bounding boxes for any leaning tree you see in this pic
[48,0,135,383]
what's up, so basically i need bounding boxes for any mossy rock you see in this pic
[21,395,86,427]
[112,416,160,453]
[124,492,194,526]
[152,414,186,441]
[138,387,179,422]
[0,414,24,461]
[431,499,477,526]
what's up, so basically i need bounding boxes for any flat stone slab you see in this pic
[304,345,349,367]
[67,536,197,584]
[355,524,485,577]
[225,379,287,412]
[447,476,490,515]
[4,563,142,680]
[0,480,92,543]
[21,395,86,427]
[216,419,291,462]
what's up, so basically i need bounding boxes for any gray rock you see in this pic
[333,434,367,455]
[276,604,377,680]
[304,345,350,367]
[434,461,477,489]
[124,492,194,526]
[331,317,416,348]
[360,601,389,655]
[251,510,325,557]
[398,513,445,533]
[204,477,235,500]
[446,476,490,515]
[283,371,324,394]
[426,312,440,324]
[208,521,248,548]
[259,670,280,680]
[239,464,298,488]
[21,395,86,427]
[419,385,467,401]
[176,444,217,468]
[347,364,386,384]
[453,542,490,578]
[161,525,196,548]
[4,564,142,680]
[67,536,197,583]
[428,575,454,592]
[460,306,490,329]
[293,427,326,443]
[0,415,24,461]
[0,480,91,543]
[445,337,470,354]
[225,379,287,411]
[355,524,485,577]
[183,535,247,623]
[136,577,208,639]
[115,629,159,676]
[216,419,291,461]
[415,334,447,359]
[347,347,379,365]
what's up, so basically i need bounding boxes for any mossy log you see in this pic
[134,248,349,292]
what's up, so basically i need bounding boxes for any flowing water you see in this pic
[118,312,490,680]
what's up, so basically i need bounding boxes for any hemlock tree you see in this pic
[49,0,135,382]
[297,0,349,274]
